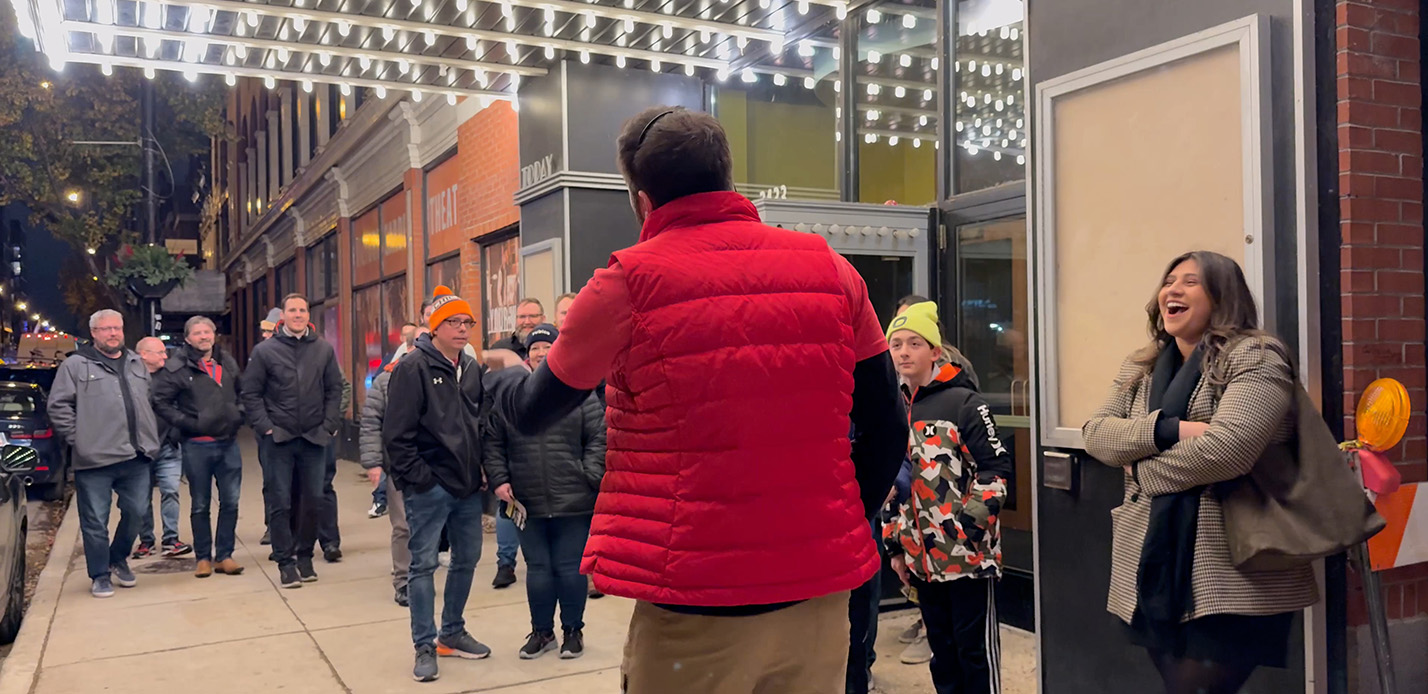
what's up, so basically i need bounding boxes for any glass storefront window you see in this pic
[856,1,938,206]
[352,208,381,286]
[382,275,409,355]
[715,20,841,203]
[306,232,338,301]
[427,255,461,297]
[380,194,408,279]
[953,1,1026,192]
[351,284,382,411]
[275,260,296,303]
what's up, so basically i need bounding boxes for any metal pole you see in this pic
[1350,543,1397,694]
[935,0,957,200]
[143,80,156,246]
[838,15,860,202]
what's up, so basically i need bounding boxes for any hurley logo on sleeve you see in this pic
[977,403,1008,456]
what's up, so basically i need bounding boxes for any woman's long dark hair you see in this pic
[1132,250,1280,384]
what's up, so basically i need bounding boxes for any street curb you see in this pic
[0,499,79,694]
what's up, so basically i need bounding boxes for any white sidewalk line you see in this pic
[0,499,80,694]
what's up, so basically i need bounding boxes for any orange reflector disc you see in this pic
[1356,378,1411,452]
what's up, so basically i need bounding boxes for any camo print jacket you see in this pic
[883,363,1014,582]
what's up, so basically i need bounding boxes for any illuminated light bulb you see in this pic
[995,63,1004,75]
[340,83,351,95]
[866,83,879,96]
[424,30,435,45]
[467,35,478,51]
[375,85,386,98]
[1000,26,1010,40]
[803,76,814,89]
[1007,94,1015,104]
[889,136,899,146]
[1012,68,1023,81]
[585,12,596,28]
[501,1,512,15]
[102,63,114,76]
[867,50,880,64]
[359,55,371,70]
[919,115,928,127]
[864,133,876,144]
[319,52,331,66]
[797,0,808,13]
[189,6,210,32]
[700,28,711,43]
[995,100,1004,111]
[383,26,395,41]
[279,24,289,40]
[544,21,554,36]
[770,35,783,53]
[623,17,634,33]
[650,59,660,72]
[662,23,672,38]
[912,138,921,148]
[894,86,905,98]
[835,131,841,142]
[246,10,258,27]
[865,109,878,120]
[456,0,468,9]
[1016,155,1025,165]
[302,79,312,93]
[969,60,977,71]
[716,67,730,81]
[984,93,992,104]
[981,64,991,76]
[798,41,814,57]
[544,45,554,59]
[447,93,457,105]
[505,39,517,55]
[617,34,626,47]
[579,50,590,63]
[475,69,488,87]
[337,21,350,36]
[773,73,786,86]
[955,121,963,132]
[903,14,916,29]
[737,35,748,50]
[685,63,695,76]
[833,80,840,92]
[758,0,769,7]
[263,74,275,88]
[741,69,756,83]
[544,6,555,22]
[923,89,933,101]
[235,44,248,59]
[277,47,290,62]
[616,55,626,68]
[899,54,911,68]
[866,9,881,23]
[993,151,1002,161]
[293,16,307,33]
[834,2,847,20]
[145,37,159,58]
[411,89,422,103]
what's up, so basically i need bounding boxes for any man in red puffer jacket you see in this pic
[492,106,905,694]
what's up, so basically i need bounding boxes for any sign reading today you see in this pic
[520,154,556,189]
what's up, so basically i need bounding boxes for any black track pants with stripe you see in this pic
[912,576,1001,694]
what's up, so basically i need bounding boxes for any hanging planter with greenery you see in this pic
[106,244,194,298]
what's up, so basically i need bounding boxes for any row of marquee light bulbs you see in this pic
[13,0,1024,111]
[792,222,922,239]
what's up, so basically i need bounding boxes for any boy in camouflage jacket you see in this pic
[883,301,1012,694]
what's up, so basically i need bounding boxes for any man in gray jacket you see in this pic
[361,353,407,606]
[50,309,162,598]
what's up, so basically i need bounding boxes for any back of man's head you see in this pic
[617,106,734,209]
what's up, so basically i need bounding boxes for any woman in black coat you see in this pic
[484,325,606,661]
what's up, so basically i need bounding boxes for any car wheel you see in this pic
[0,525,26,644]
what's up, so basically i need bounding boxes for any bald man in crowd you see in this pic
[134,337,192,560]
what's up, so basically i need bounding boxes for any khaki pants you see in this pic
[387,476,410,591]
[622,591,851,694]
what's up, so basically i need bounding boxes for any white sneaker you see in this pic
[438,551,451,568]
[901,636,933,665]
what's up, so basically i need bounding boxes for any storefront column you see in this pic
[405,167,426,312]
[515,60,704,296]
[267,109,281,202]
[280,89,294,187]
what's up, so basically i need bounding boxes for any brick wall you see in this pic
[1337,0,1428,632]
[455,100,521,336]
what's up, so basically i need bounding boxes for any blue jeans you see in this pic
[405,483,485,648]
[518,514,591,633]
[185,440,243,562]
[372,470,388,506]
[496,502,519,568]
[74,457,150,579]
[139,444,182,547]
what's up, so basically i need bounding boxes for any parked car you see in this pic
[0,365,57,396]
[0,382,65,501]
[0,433,30,643]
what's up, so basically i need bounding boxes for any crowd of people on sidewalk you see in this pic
[43,104,1321,694]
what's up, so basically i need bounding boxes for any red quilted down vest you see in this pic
[580,191,878,606]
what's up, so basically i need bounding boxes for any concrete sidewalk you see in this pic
[22,434,1033,693]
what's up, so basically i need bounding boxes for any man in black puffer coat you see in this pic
[485,323,606,661]
[151,316,246,578]
[240,294,344,589]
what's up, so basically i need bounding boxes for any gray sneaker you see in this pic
[898,618,923,644]
[413,643,439,682]
[91,576,114,598]
[900,636,933,665]
[436,631,491,660]
[110,563,136,588]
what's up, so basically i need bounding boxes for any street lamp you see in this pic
[65,189,81,204]
[30,314,39,322]
[16,302,27,311]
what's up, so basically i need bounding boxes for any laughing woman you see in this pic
[1082,251,1318,694]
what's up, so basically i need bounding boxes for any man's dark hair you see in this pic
[518,297,544,312]
[897,294,930,312]
[617,106,734,208]
[402,322,418,329]
[281,293,309,310]
[420,299,434,312]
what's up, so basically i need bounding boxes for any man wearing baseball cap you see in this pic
[383,285,492,682]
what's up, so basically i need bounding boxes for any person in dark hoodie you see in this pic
[240,293,344,589]
[151,316,247,579]
[883,301,1012,694]
[484,323,605,661]
[383,285,492,682]
[49,309,163,599]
